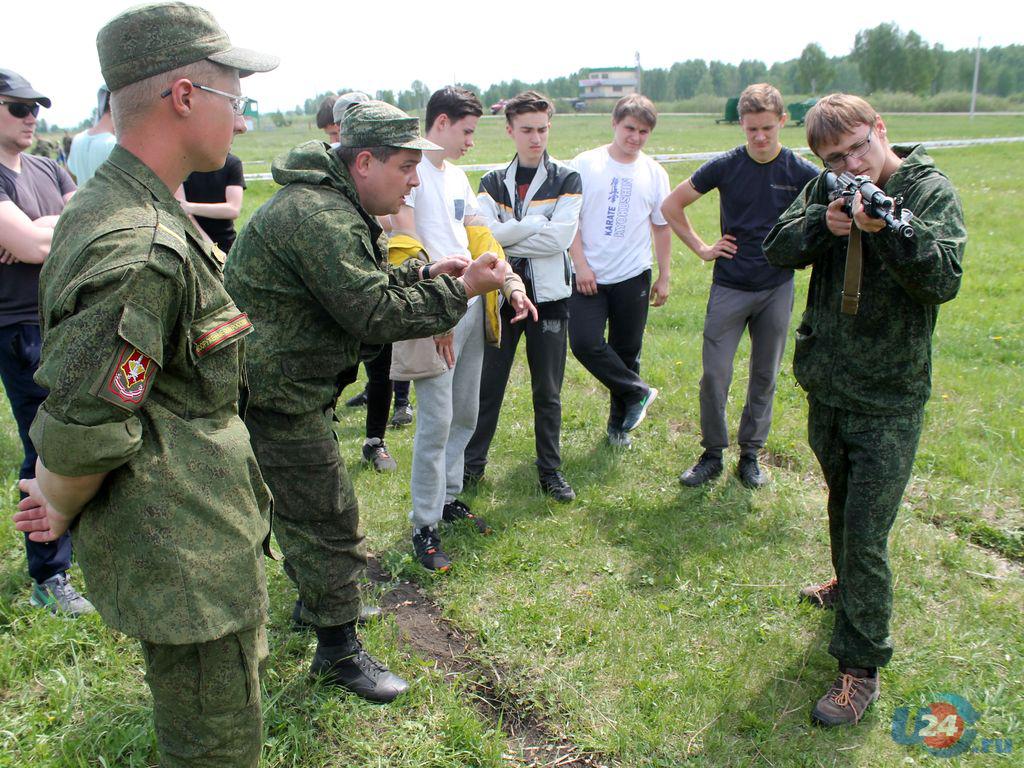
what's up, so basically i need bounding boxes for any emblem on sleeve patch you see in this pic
[102,345,156,407]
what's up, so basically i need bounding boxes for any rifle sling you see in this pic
[841,228,862,315]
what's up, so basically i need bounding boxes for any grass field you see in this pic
[1,115,1022,766]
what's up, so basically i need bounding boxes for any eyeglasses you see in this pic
[821,127,873,171]
[0,100,41,119]
[160,82,253,116]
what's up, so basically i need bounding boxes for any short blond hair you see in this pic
[738,83,784,118]
[111,59,231,135]
[612,94,657,129]
[805,93,877,155]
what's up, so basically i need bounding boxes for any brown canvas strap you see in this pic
[841,228,862,315]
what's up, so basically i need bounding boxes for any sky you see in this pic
[6,0,1018,127]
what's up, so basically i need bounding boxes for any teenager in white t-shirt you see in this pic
[391,87,535,571]
[569,95,672,448]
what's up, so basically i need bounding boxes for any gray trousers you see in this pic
[699,280,794,457]
[410,301,484,529]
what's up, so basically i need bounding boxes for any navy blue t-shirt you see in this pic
[690,145,818,291]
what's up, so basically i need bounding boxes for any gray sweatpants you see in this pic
[410,301,484,529]
[699,280,794,457]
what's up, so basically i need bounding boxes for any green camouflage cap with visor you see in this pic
[339,101,441,151]
[97,1,279,91]
[332,90,371,126]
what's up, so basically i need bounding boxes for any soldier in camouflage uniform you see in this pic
[763,93,965,727]
[13,3,278,766]
[225,101,509,703]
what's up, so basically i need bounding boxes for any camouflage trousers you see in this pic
[807,397,923,669]
[140,626,266,767]
[246,409,365,628]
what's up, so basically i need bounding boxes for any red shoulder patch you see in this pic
[103,345,156,406]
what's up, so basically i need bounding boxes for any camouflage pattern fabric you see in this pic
[246,423,364,627]
[225,140,468,434]
[141,626,266,768]
[764,145,965,669]
[808,398,922,668]
[33,145,271,645]
[763,145,965,415]
[226,141,470,627]
[97,1,279,91]
[337,101,441,151]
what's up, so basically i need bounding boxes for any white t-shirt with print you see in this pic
[573,146,670,285]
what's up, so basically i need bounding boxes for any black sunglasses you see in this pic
[0,100,41,119]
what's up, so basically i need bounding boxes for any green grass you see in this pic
[2,116,1022,766]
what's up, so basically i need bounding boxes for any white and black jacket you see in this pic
[477,153,582,304]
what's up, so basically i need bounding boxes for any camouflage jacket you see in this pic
[225,141,468,435]
[32,146,271,644]
[763,145,965,414]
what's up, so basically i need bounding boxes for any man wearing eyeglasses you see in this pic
[12,4,279,765]
[0,68,95,618]
[764,94,965,728]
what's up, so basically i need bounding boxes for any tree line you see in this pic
[299,24,1022,116]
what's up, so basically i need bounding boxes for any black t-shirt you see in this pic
[183,153,245,252]
[690,145,818,291]
[0,154,76,326]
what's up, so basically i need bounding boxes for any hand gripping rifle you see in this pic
[824,171,915,239]
[823,172,915,316]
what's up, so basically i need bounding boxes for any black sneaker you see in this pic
[309,624,408,703]
[607,428,633,449]
[463,468,484,489]
[442,499,491,534]
[738,454,768,489]
[362,438,397,472]
[345,389,368,408]
[621,386,658,432]
[412,526,451,572]
[390,403,413,427]
[679,452,723,487]
[539,471,576,502]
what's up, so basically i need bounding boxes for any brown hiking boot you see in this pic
[799,577,839,609]
[811,668,879,726]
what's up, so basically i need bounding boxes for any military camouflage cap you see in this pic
[339,101,441,151]
[97,2,279,91]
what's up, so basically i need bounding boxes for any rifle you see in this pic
[824,171,915,239]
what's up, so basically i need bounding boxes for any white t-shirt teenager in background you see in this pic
[572,146,670,285]
[404,157,480,305]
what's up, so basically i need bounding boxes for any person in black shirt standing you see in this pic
[0,68,93,615]
[662,83,818,489]
[181,151,245,253]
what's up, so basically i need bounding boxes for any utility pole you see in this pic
[635,51,642,94]
[970,37,981,119]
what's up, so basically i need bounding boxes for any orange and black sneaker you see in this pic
[799,577,839,609]
[811,667,880,726]
[412,526,451,572]
[442,499,491,534]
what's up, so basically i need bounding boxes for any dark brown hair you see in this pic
[504,90,554,124]
[425,86,482,131]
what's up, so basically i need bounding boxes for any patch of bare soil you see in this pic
[366,558,609,768]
